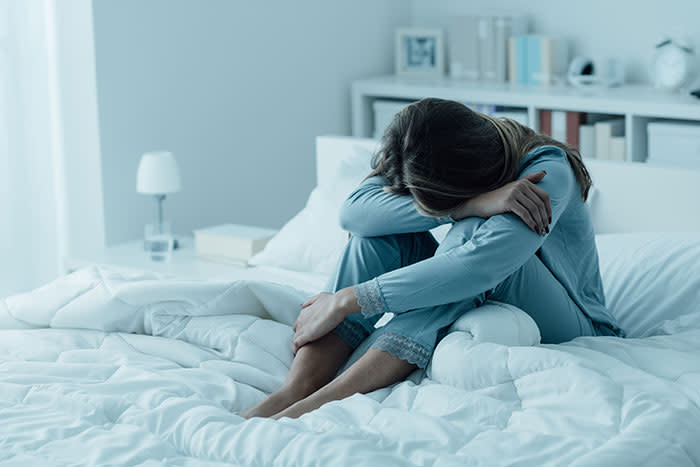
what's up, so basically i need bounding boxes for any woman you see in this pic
[242,98,623,420]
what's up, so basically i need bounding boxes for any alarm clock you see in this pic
[650,37,694,91]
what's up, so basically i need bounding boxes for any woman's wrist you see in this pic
[335,286,361,318]
[451,198,481,221]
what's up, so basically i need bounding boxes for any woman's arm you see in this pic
[292,149,571,349]
[339,176,452,237]
[352,151,575,317]
[452,170,552,235]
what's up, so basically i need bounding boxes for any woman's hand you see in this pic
[292,287,359,354]
[451,171,552,235]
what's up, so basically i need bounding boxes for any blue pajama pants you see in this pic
[326,218,597,369]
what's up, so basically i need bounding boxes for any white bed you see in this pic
[2,136,700,466]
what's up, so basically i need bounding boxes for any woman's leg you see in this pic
[241,332,352,418]
[242,231,438,418]
[272,219,595,419]
[431,217,596,343]
[489,253,596,343]
[272,348,416,419]
[270,225,486,420]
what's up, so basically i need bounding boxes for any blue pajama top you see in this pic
[339,145,623,337]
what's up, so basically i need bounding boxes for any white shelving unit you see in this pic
[351,75,700,162]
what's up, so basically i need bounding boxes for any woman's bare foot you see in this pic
[272,348,417,420]
[241,386,306,419]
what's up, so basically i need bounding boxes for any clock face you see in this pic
[652,45,690,89]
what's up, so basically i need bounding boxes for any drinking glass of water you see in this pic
[144,222,174,262]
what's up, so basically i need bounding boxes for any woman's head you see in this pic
[368,98,591,217]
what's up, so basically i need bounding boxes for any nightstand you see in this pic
[63,236,258,280]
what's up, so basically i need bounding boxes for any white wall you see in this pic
[411,0,700,85]
[92,0,409,245]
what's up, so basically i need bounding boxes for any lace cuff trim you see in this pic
[332,319,369,349]
[354,278,387,318]
[371,332,432,369]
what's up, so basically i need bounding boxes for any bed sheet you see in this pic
[1,266,699,466]
[146,262,330,297]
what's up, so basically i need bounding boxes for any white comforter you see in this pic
[1,267,699,466]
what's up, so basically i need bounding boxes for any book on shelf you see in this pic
[478,17,497,82]
[468,102,529,125]
[193,224,277,265]
[609,136,626,161]
[469,103,497,115]
[492,110,529,126]
[509,36,529,84]
[532,37,568,85]
[493,17,510,82]
[578,124,596,159]
[537,114,625,160]
[538,110,586,148]
[539,109,552,135]
[451,15,526,82]
[448,16,480,80]
[527,35,540,85]
[508,36,518,84]
[509,35,567,85]
[566,112,586,148]
[551,110,567,143]
[594,119,625,160]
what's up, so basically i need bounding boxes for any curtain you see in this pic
[0,0,66,296]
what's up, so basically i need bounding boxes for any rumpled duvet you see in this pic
[1,266,699,466]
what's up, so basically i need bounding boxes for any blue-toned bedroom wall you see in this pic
[411,0,700,85]
[93,0,409,245]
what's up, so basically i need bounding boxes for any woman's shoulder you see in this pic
[518,145,568,172]
[519,145,578,203]
[523,144,566,162]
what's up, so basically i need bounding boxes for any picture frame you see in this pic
[395,28,445,78]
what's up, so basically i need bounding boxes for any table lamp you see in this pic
[137,151,181,258]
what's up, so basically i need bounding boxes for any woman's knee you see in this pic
[326,232,438,293]
[345,234,404,261]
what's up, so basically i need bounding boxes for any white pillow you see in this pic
[249,146,373,274]
[595,232,700,337]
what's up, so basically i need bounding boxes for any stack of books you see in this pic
[372,101,530,137]
[448,15,528,82]
[647,121,700,167]
[539,111,626,161]
[508,35,568,85]
[466,103,529,126]
[591,118,626,161]
[193,224,277,266]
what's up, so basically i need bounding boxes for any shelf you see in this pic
[353,75,700,119]
[351,75,700,163]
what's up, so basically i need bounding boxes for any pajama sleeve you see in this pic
[339,175,453,237]
[354,148,577,317]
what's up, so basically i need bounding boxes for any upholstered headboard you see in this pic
[316,135,700,234]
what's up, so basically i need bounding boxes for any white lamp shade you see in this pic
[137,151,181,194]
